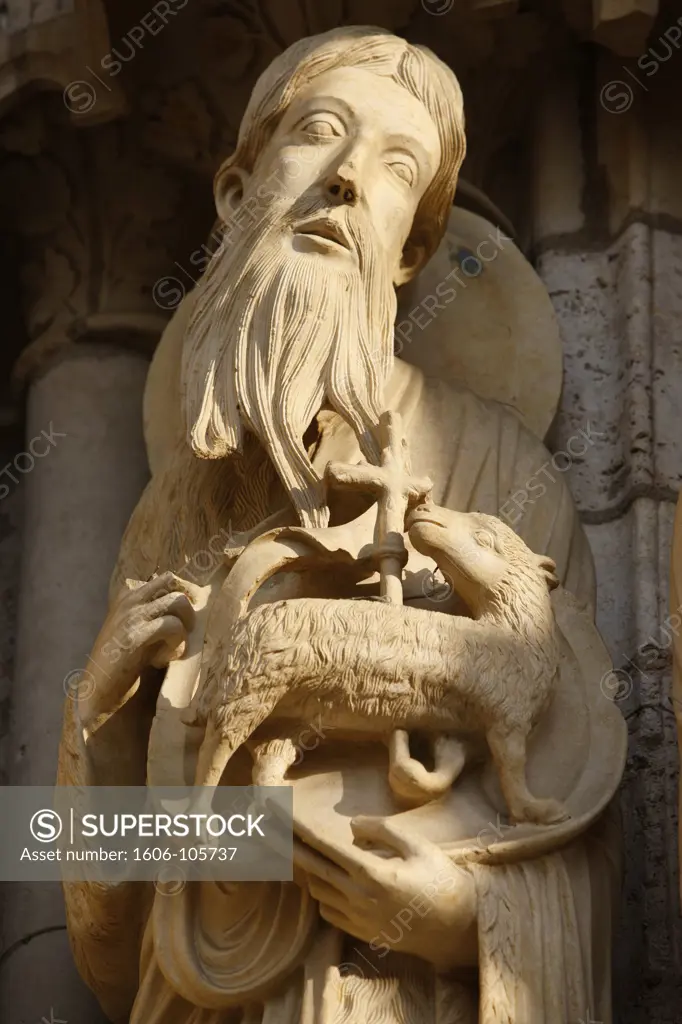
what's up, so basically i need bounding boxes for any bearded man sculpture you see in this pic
[58,26,626,1024]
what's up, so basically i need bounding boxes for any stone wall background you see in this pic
[536,51,682,1024]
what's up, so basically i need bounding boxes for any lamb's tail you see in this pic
[388,733,468,806]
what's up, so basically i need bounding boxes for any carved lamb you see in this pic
[190,504,567,825]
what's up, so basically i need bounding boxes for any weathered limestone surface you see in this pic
[534,56,682,1021]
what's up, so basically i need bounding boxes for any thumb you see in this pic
[351,815,432,861]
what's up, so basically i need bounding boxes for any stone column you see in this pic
[532,54,682,1023]
[0,343,150,1024]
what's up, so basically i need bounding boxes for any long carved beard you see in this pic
[182,192,396,527]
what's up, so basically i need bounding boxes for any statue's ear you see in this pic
[394,236,429,287]
[536,554,560,590]
[214,164,251,221]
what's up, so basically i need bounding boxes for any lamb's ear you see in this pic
[536,554,560,590]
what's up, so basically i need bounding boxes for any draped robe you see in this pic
[58,357,621,1024]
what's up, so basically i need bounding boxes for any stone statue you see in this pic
[58,26,627,1024]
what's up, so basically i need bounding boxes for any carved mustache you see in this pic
[284,195,377,259]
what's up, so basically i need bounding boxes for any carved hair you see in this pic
[215,25,466,263]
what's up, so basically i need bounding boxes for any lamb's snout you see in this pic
[405,502,446,531]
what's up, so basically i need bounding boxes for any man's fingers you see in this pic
[293,839,354,892]
[351,815,430,862]
[140,592,196,632]
[307,877,356,915]
[125,571,197,607]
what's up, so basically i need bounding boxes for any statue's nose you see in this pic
[326,162,359,206]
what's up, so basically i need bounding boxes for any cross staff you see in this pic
[325,411,433,604]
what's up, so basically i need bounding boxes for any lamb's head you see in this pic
[407,504,559,619]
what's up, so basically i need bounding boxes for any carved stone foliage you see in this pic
[93,0,657,214]
[110,0,571,201]
[0,0,125,123]
[0,98,210,380]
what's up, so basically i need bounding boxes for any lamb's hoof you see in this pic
[511,797,570,826]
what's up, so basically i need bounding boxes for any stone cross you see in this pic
[325,411,433,603]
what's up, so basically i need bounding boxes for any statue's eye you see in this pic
[300,118,341,139]
[386,158,416,187]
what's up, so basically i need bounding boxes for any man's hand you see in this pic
[295,815,478,971]
[78,571,197,734]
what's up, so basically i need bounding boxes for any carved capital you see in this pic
[0,106,208,383]
[0,0,125,124]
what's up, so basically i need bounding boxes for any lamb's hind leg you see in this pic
[486,724,569,825]
[194,696,278,788]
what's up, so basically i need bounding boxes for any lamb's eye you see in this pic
[301,118,340,139]
[474,529,496,549]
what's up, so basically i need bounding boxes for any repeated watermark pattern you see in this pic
[421,0,455,13]
[600,17,682,113]
[63,0,190,116]
[331,865,458,987]
[62,521,240,700]
[182,522,236,582]
[577,1011,603,1024]
[498,423,606,529]
[476,812,516,849]
[599,601,682,714]
[369,866,455,955]
[154,863,187,895]
[0,424,67,501]
[394,227,512,354]
[63,668,97,703]
[418,420,607,608]
[37,1011,66,1024]
[421,567,454,603]
[152,138,392,311]
[290,713,335,766]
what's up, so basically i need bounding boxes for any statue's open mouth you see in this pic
[294,217,352,252]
